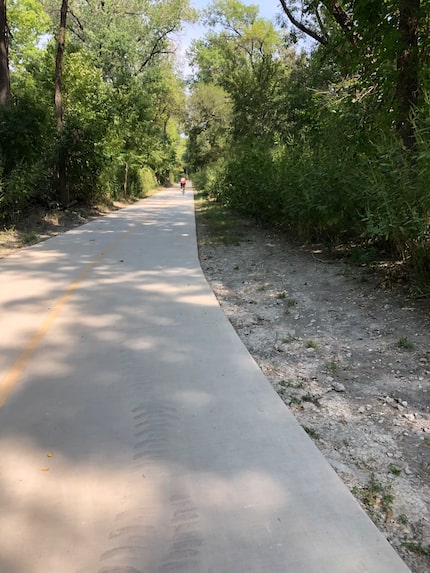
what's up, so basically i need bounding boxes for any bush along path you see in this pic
[194,196,430,573]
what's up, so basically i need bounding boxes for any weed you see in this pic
[397,336,414,350]
[349,245,380,265]
[286,298,297,307]
[257,285,267,292]
[21,231,38,245]
[397,514,409,525]
[353,474,394,516]
[279,379,304,389]
[326,360,339,374]
[302,393,321,407]
[302,426,321,439]
[233,265,240,270]
[277,291,287,299]
[402,540,430,557]
[289,396,302,406]
[306,339,318,349]
[281,335,296,344]
[388,464,402,476]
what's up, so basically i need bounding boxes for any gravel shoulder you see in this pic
[195,199,430,573]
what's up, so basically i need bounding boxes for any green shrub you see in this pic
[139,167,157,195]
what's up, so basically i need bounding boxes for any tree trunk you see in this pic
[0,0,11,107]
[55,0,69,206]
[123,162,129,196]
[395,0,420,150]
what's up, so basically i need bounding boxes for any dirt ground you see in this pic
[0,202,132,258]
[1,193,429,572]
[195,208,430,573]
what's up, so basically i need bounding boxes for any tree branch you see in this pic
[321,0,360,45]
[139,26,176,70]
[279,0,328,46]
[69,9,86,41]
[67,10,86,42]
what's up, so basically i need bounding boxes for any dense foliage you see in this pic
[0,0,191,218]
[186,0,430,291]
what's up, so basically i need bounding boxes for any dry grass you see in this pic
[0,197,145,259]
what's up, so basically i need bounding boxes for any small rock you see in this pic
[358,406,366,414]
[403,413,415,421]
[332,382,346,393]
[326,376,334,383]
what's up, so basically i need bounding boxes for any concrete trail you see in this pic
[0,188,411,573]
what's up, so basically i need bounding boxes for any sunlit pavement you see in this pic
[0,187,411,573]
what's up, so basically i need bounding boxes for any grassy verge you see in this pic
[193,190,248,247]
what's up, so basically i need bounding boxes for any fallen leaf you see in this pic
[385,510,394,522]
[47,452,54,458]
[41,467,50,472]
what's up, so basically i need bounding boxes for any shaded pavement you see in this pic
[0,188,411,572]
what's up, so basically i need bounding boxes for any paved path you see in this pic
[0,189,411,573]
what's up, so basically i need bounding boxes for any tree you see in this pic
[0,0,191,218]
[8,0,51,70]
[55,0,68,206]
[185,82,232,172]
[0,0,11,107]
[278,0,424,149]
[395,0,420,150]
[189,0,289,141]
[39,0,192,202]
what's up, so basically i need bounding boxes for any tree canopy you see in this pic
[0,0,192,213]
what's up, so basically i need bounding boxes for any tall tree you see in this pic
[8,0,51,70]
[395,0,420,150]
[55,0,68,206]
[0,0,11,107]
[190,0,287,140]
[185,82,232,172]
[278,0,423,149]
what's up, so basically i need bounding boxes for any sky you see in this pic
[174,0,284,76]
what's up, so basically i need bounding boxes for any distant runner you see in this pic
[180,176,186,194]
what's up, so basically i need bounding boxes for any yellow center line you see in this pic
[0,225,134,408]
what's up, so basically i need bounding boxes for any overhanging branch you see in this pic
[279,0,328,46]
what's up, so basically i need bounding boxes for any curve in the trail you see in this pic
[0,188,411,573]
